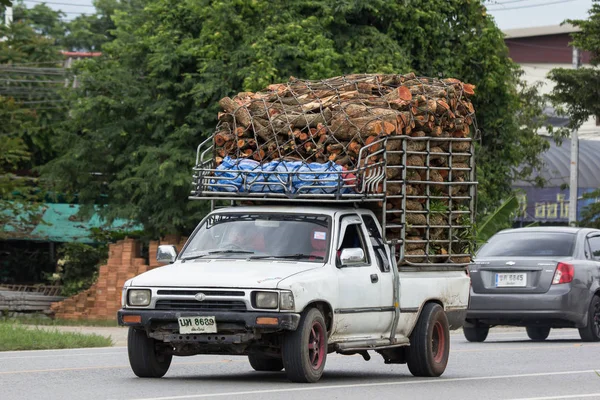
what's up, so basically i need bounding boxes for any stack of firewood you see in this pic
[212,73,476,265]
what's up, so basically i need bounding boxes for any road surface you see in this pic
[1,328,599,400]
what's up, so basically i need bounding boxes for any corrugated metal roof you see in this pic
[516,138,600,188]
[503,24,579,39]
[2,203,142,243]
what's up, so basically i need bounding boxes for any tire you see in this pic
[407,303,450,377]
[526,326,551,341]
[463,326,489,343]
[579,295,600,342]
[127,327,172,378]
[282,307,327,383]
[248,353,284,372]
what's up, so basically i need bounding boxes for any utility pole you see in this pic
[568,46,581,226]
[5,5,12,27]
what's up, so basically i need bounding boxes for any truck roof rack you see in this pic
[190,134,476,270]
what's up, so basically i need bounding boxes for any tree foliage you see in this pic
[0,3,68,237]
[549,0,600,130]
[42,0,550,237]
[60,0,123,52]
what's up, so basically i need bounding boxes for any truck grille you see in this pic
[155,299,247,311]
[156,289,245,297]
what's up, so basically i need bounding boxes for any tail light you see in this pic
[552,262,574,284]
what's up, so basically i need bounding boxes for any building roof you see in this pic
[2,203,142,243]
[516,138,600,188]
[503,24,580,39]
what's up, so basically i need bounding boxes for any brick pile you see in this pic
[50,236,187,321]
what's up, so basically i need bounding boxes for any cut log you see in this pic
[219,97,252,127]
[214,132,235,147]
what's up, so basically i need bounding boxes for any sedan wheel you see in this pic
[579,295,600,342]
[463,326,489,342]
[526,326,550,341]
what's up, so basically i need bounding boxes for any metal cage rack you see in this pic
[190,135,476,269]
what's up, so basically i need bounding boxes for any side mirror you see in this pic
[157,245,177,263]
[339,248,365,267]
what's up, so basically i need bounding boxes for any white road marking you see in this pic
[506,394,600,400]
[0,346,125,354]
[0,359,247,374]
[0,351,125,360]
[113,369,600,400]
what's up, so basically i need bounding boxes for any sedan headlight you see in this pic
[254,291,278,309]
[128,289,151,306]
[279,291,295,311]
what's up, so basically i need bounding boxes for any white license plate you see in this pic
[495,273,527,287]
[178,316,217,334]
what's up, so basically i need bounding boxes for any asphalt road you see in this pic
[1,328,600,400]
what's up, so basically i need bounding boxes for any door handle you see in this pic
[370,274,379,283]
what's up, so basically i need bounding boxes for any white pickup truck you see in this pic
[118,135,476,383]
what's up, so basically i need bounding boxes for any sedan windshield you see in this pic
[180,213,331,262]
[477,232,576,257]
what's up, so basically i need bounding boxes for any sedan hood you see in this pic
[130,259,322,289]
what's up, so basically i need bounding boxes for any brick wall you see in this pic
[50,236,187,321]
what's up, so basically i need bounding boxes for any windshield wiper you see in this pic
[248,254,323,260]
[182,249,255,261]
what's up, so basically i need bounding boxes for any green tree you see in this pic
[0,3,69,237]
[44,0,550,237]
[61,0,123,52]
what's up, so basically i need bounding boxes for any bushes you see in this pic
[48,243,108,297]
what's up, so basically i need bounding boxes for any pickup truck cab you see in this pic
[119,205,470,382]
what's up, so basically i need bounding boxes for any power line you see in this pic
[486,0,536,5]
[2,78,65,83]
[488,0,579,11]
[0,61,64,66]
[15,99,67,104]
[22,0,96,8]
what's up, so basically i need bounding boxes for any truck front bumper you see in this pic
[117,309,301,331]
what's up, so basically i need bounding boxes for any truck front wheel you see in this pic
[407,303,450,377]
[282,307,327,383]
[127,327,172,378]
[248,353,284,371]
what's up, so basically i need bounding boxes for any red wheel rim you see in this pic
[308,321,325,370]
[432,321,446,364]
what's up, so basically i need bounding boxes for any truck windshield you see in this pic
[180,213,331,262]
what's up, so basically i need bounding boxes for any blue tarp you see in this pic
[209,157,355,194]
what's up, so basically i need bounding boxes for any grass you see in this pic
[0,322,113,351]
[1,314,119,327]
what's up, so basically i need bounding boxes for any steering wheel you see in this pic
[223,243,244,250]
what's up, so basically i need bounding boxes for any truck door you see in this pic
[333,214,394,340]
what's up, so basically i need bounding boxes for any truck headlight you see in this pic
[279,291,295,311]
[254,291,278,309]
[128,289,151,306]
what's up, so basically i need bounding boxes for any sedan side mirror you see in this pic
[339,247,365,267]
[157,245,177,263]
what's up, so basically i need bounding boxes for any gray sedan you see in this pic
[464,227,600,342]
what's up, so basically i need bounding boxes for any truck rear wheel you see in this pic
[407,303,449,377]
[248,354,284,371]
[282,307,327,383]
[127,327,172,378]
[463,325,489,342]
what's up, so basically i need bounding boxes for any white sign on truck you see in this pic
[118,73,477,383]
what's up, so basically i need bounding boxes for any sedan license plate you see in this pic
[178,316,217,334]
[495,273,527,287]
